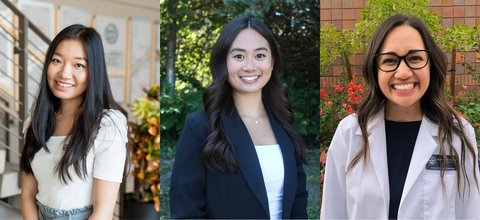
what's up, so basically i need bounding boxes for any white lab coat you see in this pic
[321,107,480,219]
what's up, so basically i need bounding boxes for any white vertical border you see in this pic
[154,22,159,86]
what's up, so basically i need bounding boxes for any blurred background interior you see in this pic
[0,0,159,219]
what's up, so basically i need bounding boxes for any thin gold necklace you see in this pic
[239,114,261,124]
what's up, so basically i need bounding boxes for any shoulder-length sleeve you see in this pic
[170,113,207,218]
[92,109,128,183]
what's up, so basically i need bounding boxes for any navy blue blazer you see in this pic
[169,107,308,219]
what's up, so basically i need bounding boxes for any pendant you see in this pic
[254,120,258,124]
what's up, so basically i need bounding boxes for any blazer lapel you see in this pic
[266,107,297,219]
[221,112,270,216]
[399,116,438,209]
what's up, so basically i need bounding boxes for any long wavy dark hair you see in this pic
[201,17,306,172]
[20,24,129,183]
[350,14,478,197]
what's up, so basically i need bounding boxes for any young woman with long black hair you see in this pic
[169,17,308,219]
[20,24,129,219]
[321,14,480,219]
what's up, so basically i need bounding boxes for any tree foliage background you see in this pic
[160,1,320,217]
[160,0,320,150]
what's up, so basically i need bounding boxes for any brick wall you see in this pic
[320,0,480,94]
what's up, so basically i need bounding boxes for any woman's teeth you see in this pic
[241,76,258,81]
[393,83,414,91]
[57,81,73,88]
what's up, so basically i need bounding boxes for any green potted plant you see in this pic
[123,85,160,218]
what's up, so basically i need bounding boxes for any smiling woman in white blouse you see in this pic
[20,24,129,220]
[169,17,308,219]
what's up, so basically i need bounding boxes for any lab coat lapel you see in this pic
[221,111,270,217]
[355,107,390,213]
[399,116,438,209]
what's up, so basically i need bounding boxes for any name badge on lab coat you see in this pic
[426,155,456,170]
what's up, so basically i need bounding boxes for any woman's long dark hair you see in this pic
[202,17,306,172]
[351,14,478,198]
[20,24,129,183]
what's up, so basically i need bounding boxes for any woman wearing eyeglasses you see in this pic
[320,14,480,219]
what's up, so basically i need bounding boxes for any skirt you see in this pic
[37,201,93,220]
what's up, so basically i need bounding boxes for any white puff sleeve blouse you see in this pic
[26,109,128,210]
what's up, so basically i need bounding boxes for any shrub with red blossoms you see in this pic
[333,84,344,92]
[451,85,480,143]
[320,89,328,101]
[320,72,365,191]
[320,73,364,148]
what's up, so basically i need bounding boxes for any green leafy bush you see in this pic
[160,81,203,150]
[283,76,320,148]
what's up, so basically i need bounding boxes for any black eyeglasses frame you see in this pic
[373,49,431,72]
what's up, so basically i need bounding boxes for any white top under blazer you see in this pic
[254,144,284,219]
[25,109,128,210]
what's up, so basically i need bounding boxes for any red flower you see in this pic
[333,84,344,92]
[457,60,460,64]
[461,55,464,59]
[320,89,329,101]
[346,105,355,114]
[348,81,354,88]
[457,112,470,123]
[463,85,467,89]
[353,73,358,78]
[320,108,324,115]
[320,151,327,164]
[458,91,465,95]
[475,123,480,127]
[339,115,345,119]
[467,58,470,61]
[325,101,333,105]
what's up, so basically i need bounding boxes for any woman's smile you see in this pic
[391,82,418,93]
[56,81,75,89]
[240,75,260,83]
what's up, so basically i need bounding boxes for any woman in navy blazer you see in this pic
[170,17,308,219]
